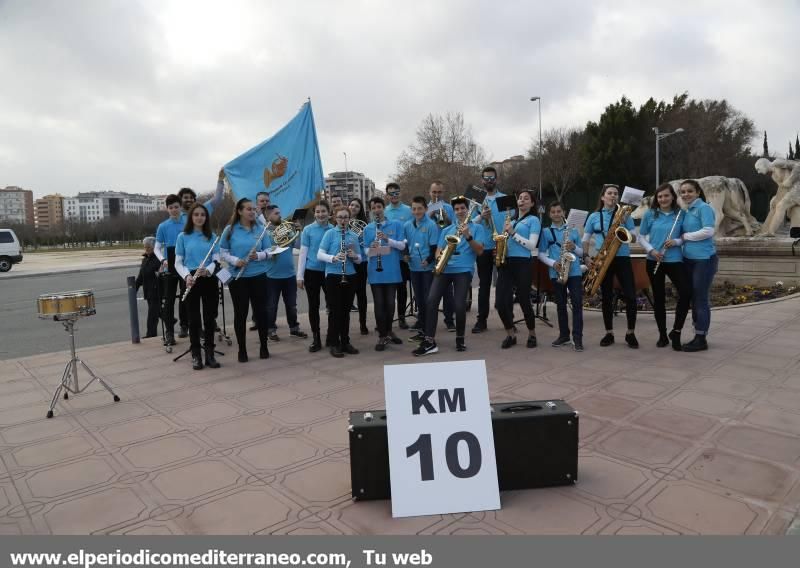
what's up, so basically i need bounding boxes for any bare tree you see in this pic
[527,127,584,203]
[394,112,488,199]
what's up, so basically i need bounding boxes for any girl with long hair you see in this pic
[297,200,334,352]
[349,197,370,335]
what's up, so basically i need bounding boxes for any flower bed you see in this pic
[583,281,797,310]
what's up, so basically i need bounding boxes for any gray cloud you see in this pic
[1,0,797,198]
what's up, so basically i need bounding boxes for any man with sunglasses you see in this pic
[383,183,413,329]
[471,166,507,333]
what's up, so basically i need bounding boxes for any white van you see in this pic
[0,228,23,272]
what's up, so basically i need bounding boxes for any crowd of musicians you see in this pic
[137,166,718,370]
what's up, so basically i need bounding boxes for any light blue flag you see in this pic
[224,101,325,216]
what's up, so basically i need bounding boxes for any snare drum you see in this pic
[37,290,96,319]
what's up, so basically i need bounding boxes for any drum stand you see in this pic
[216,281,233,347]
[47,318,120,418]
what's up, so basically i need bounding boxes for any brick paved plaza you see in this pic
[1,297,799,535]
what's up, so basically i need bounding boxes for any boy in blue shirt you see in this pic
[154,194,184,346]
[427,181,455,331]
[414,196,485,356]
[404,196,440,342]
[263,205,307,342]
[384,183,414,329]
[363,197,405,351]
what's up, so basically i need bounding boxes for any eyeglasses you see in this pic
[387,192,400,197]
[482,176,496,182]
[336,216,349,220]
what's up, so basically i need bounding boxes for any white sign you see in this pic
[384,360,500,518]
[621,186,645,206]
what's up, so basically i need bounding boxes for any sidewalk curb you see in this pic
[0,263,140,280]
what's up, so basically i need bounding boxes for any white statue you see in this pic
[630,176,759,237]
[755,158,800,236]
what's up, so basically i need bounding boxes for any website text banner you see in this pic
[2,536,797,568]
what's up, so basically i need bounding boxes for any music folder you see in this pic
[495,195,517,212]
[464,185,486,204]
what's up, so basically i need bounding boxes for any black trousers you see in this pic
[305,269,332,339]
[326,275,356,347]
[425,272,471,339]
[600,256,637,331]
[371,283,398,338]
[475,250,496,323]
[396,261,411,320]
[353,262,368,329]
[160,273,187,330]
[228,273,269,352]
[145,296,160,336]
[645,260,691,333]
[186,274,218,355]
[495,258,535,331]
[409,270,433,333]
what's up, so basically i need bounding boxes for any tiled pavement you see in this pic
[1,297,799,535]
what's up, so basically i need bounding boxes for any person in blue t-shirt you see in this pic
[175,203,221,370]
[582,184,639,349]
[678,179,718,352]
[427,181,455,331]
[220,198,272,362]
[298,201,335,352]
[494,190,541,349]
[538,201,585,352]
[262,205,307,342]
[638,183,692,351]
[154,194,185,346]
[414,196,485,356]
[472,166,508,333]
[403,196,440,343]
[348,198,370,335]
[177,168,226,223]
[384,183,414,330]
[363,197,405,351]
[317,206,363,358]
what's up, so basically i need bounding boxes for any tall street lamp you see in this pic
[343,152,348,201]
[530,96,543,218]
[653,127,685,187]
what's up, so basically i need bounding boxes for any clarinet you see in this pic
[339,225,349,286]
[653,210,682,275]
[374,216,384,272]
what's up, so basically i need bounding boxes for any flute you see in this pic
[181,227,227,301]
[234,222,271,281]
[653,210,682,275]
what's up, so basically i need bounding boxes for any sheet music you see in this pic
[368,245,392,257]
[621,186,645,206]
[269,246,289,256]
[427,201,444,214]
[566,208,588,230]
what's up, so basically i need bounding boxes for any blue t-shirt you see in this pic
[506,214,541,259]
[472,192,508,250]
[385,202,413,225]
[221,222,268,278]
[639,208,685,263]
[584,208,635,257]
[437,222,487,274]
[319,228,361,276]
[404,216,440,272]
[301,222,334,273]
[538,224,583,280]
[175,230,218,271]
[156,217,184,248]
[682,199,716,259]
[264,226,296,279]
[362,219,403,284]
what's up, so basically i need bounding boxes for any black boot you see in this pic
[668,330,682,351]
[656,330,669,348]
[238,349,248,363]
[191,350,204,370]
[260,343,270,359]
[309,332,322,353]
[682,335,708,352]
[205,347,220,369]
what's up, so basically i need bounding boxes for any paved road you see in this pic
[0,267,332,360]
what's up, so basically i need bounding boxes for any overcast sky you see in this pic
[1,0,798,199]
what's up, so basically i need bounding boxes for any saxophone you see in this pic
[583,203,634,296]
[494,209,511,267]
[556,224,577,285]
[434,202,479,275]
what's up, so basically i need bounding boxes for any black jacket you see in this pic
[135,253,161,300]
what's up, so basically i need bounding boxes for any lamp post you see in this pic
[343,152,348,202]
[653,127,685,187]
[530,96,543,218]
